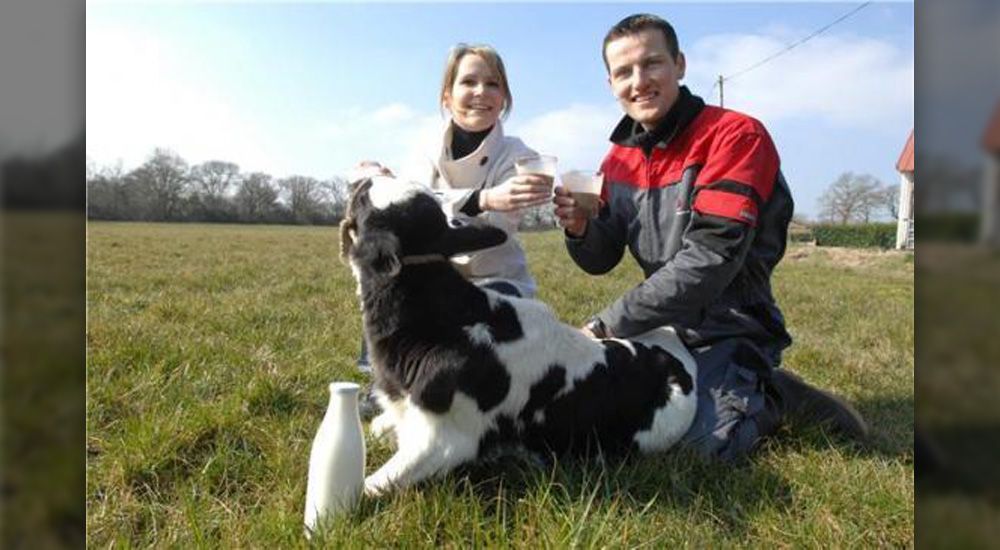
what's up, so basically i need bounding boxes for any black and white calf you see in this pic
[339,176,698,496]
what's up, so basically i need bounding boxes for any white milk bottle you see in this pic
[304,382,366,537]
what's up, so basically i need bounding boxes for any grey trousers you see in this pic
[680,338,782,462]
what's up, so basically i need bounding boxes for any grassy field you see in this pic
[86,222,913,547]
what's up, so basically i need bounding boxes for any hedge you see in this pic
[811,222,897,249]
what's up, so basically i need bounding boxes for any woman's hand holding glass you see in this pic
[480,174,553,212]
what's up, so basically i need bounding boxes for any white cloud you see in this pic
[685,31,913,131]
[508,103,621,174]
[86,26,282,174]
[372,103,418,125]
[313,103,442,180]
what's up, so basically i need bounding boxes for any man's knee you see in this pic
[680,361,782,462]
[684,413,774,463]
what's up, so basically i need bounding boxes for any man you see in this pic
[552,13,868,462]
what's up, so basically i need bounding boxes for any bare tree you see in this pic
[279,175,322,223]
[817,172,884,224]
[319,176,351,222]
[128,148,190,220]
[86,160,132,219]
[189,160,240,221]
[878,183,901,220]
[191,160,239,197]
[191,160,240,200]
[236,172,278,222]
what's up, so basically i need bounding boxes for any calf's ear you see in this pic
[338,218,357,264]
[353,230,401,277]
[430,225,507,257]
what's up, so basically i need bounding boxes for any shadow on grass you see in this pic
[844,394,912,460]
[727,394,913,466]
[442,449,796,540]
[349,395,914,540]
[345,448,794,542]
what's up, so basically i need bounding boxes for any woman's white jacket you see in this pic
[407,121,537,298]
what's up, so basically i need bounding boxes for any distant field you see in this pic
[86,222,913,547]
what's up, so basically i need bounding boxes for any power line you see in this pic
[713,2,872,105]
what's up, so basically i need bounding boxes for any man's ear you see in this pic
[430,225,507,257]
[676,51,686,80]
[353,230,401,277]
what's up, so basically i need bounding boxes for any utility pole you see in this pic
[717,75,724,107]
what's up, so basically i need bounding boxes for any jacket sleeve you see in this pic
[598,214,754,337]
[564,202,628,275]
[445,138,532,235]
[596,128,779,338]
[431,170,515,232]
[430,139,530,236]
[476,149,526,235]
[436,189,521,235]
[403,157,477,216]
[411,154,475,220]
[564,151,629,274]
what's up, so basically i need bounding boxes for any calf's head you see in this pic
[339,176,507,278]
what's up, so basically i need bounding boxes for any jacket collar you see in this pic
[609,86,705,154]
[438,120,504,185]
[442,120,503,159]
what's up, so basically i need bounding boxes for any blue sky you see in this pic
[87,2,914,219]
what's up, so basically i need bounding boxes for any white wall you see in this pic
[896,171,914,249]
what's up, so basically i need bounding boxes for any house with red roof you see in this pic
[895,130,914,249]
[981,102,1000,247]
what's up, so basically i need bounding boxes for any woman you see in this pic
[354,44,551,404]
[422,43,553,298]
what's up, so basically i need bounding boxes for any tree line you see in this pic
[86,148,561,229]
[87,150,914,228]
[87,148,351,225]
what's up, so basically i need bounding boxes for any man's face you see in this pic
[605,28,686,131]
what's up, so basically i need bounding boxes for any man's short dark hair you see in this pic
[602,13,680,71]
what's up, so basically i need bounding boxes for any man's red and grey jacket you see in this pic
[566,87,794,366]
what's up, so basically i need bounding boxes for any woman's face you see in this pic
[444,54,504,132]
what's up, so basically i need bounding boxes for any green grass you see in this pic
[87,223,913,547]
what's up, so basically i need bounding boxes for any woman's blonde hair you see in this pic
[439,43,513,120]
